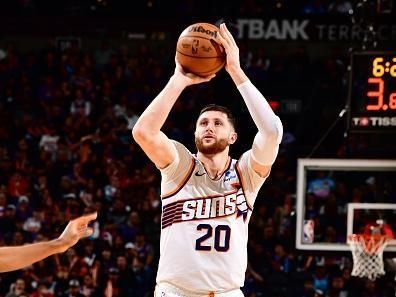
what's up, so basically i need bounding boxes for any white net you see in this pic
[348,234,390,281]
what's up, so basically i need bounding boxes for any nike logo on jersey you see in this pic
[195,171,206,176]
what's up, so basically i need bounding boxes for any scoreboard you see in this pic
[347,52,396,132]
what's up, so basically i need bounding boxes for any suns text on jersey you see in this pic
[181,192,248,221]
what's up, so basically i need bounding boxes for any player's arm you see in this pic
[132,60,215,169]
[0,212,97,273]
[217,23,283,177]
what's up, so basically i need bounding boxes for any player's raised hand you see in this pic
[216,23,241,74]
[173,57,216,87]
[57,212,97,252]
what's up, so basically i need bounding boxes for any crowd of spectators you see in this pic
[0,0,359,17]
[0,28,395,297]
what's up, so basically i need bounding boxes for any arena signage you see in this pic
[235,19,396,41]
[236,19,310,40]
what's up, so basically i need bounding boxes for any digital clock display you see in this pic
[348,52,396,132]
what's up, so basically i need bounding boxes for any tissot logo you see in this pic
[352,117,396,127]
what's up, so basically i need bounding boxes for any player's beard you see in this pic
[195,135,229,155]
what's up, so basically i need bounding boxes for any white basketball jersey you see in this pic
[156,141,267,293]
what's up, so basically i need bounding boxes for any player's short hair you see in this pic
[198,104,236,130]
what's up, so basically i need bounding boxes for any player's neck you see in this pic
[197,150,230,180]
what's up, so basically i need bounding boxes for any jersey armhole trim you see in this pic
[161,157,195,199]
[235,161,254,211]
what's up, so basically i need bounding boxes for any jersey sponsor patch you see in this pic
[224,170,237,182]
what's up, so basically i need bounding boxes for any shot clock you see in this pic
[347,52,396,132]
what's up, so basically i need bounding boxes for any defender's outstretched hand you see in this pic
[173,57,216,87]
[58,212,97,252]
[0,212,98,272]
[216,23,241,74]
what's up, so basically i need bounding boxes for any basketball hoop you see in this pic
[348,234,392,280]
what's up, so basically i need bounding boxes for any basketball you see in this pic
[176,23,226,77]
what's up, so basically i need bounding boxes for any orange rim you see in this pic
[348,234,391,254]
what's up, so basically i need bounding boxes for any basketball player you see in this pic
[133,23,283,296]
[0,212,97,272]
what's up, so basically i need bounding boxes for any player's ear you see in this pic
[229,132,237,144]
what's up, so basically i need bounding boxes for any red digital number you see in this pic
[389,93,396,109]
[366,77,384,111]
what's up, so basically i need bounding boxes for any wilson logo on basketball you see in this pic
[188,25,218,38]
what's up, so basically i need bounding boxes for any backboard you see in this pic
[296,159,396,252]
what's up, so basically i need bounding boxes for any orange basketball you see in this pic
[176,23,226,77]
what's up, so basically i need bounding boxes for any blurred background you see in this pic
[0,0,395,296]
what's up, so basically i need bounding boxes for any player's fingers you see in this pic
[174,57,183,70]
[174,59,186,74]
[215,36,231,58]
[174,56,180,66]
[210,34,227,47]
[83,227,94,237]
[219,23,233,46]
[218,25,232,49]
[222,23,237,47]
[203,74,216,81]
[175,62,183,72]
[79,212,97,224]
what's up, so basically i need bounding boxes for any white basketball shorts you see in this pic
[154,283,244,297]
